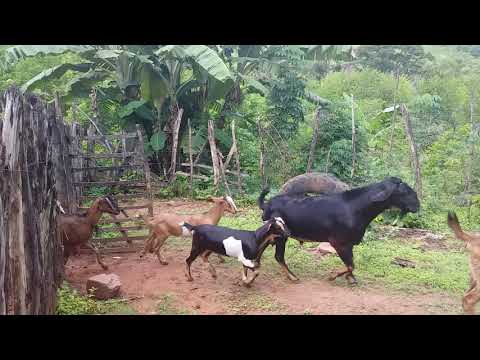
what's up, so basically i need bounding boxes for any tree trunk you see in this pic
[465,96,475,193]
[400,104,422,198]
[188,118,193,198]
[325,145,332,173]
[87,124,96,182]
[207,119,221,188]
[167,107,184,181]
[351,94,357,178]
[307,107,322,173]
[258,121,266,188]
[231,120,243,193]
[388,71,401,163]
[0,87,64,315]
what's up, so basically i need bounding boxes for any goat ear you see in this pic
[370,183,396,202]
[256,221,273,240]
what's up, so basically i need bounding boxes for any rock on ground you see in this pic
[312,243,337,255]
[86,273,122,300]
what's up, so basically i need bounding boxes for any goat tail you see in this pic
[280,172,350,196]
[258,188,270,210]
[181,222,195,232]
[448,211,474,243]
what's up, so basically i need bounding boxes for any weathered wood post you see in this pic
[0,87,64,315]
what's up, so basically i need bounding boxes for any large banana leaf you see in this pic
[62,69,112,101]
[156,45,234,103]
[1,45,97,68]
[20,62,93,92]
[140,64,169,109]
[238,73,269,96]
[304,45,354,61]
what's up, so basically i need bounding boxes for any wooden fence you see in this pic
[0,87,64,315]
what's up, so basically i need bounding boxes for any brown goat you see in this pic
[139,196,238,265]
[58,195,121,270]
[447,212,480,314]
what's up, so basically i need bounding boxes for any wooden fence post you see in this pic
[0,87,64,315]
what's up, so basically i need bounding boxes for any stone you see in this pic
[312,243,337,255]
[86,273,122,300]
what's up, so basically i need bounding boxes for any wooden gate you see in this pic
[70,123,154,252]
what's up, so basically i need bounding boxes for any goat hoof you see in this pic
[102,266,109,271]
[288,275,300,282]
[160,260,169,266]
[347,279,358,286]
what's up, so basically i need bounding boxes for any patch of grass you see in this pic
[56,282,138,315]
[156,293,192,315]
[226,293,287,314]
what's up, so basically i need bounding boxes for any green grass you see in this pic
[155,293,193,315]
[56,282,138,315]
[225,293,287,314]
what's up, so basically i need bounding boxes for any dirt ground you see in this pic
[65,199,462,315]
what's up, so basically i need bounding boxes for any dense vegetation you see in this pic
[1,45,479,232]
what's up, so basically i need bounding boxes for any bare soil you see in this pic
[66,249,460,315]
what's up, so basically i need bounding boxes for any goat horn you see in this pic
[104,196,116,211]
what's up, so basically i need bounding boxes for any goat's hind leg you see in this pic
[328,243,356,285]
[139,233,155,258]
[201,251,217,279]
[185,245,202,281]
[153,235,169,265]
[462,281,479,315]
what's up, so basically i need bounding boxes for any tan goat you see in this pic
[447,211,480,314]
[138,196,238,265]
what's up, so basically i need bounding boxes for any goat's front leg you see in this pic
[63,247,70,265]
[274,237,299,282]
[110,214,130,244]
[241,265,260,287]
[201,251,217,279]
[85,242,108,271]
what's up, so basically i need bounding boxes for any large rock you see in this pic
[86,273,122,300]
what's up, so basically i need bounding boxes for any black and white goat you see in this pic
[181,217,290,286]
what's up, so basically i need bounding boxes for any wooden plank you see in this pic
[73,180,146,187]
[80,246,144,255]
[99,218,140,224]
[136,124,154,218]
[79,133,138,141]
[72,164,144,172]
[92,235,149,243]
[95,225,148,233]
[80,193,147,202]
[180,162,248,178]
[175,171,209,181]
[78,203,152,211]
[70,152,136,159]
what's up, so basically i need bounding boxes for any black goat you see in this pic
[182,217,290,286]
[258,176,420,285]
